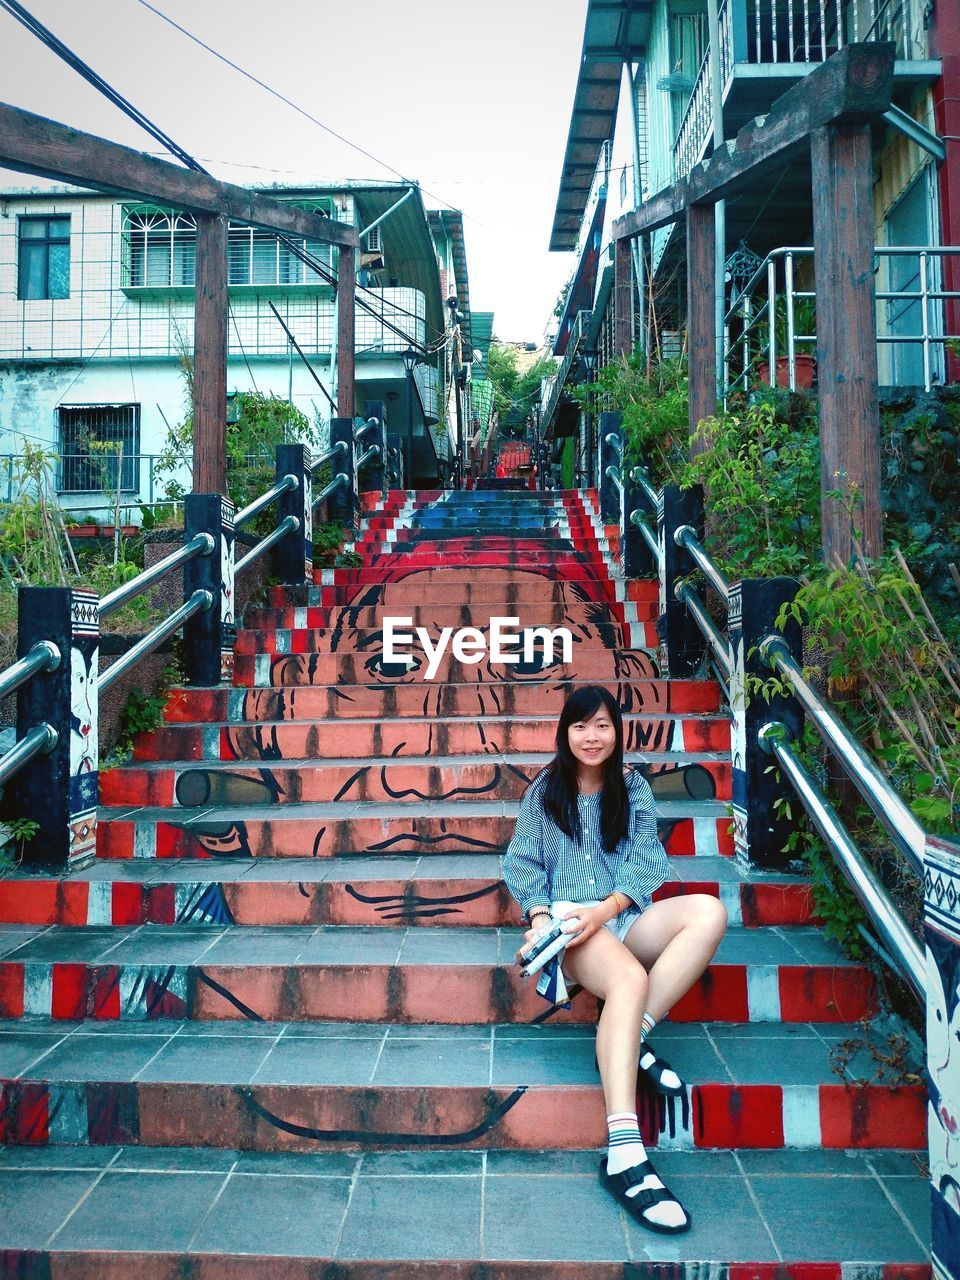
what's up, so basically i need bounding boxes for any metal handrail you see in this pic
[630,509,660,563]
[234,474,299,530]
[99,532,214,620]
[676,581,732,681]
[0,722,58,789]
[675,525,730,599]
[315,440,349,468]
[604,433,624,455]
[0,641,61,703]
[357,444,381,470]
[99,589,212,694]
[604,465,623,493]
[235,515,300,576]
[355,418,381,442]
[760,635,926,877]
[313,473,348,509]
[631,466,658,511]
[759,721,925,1006]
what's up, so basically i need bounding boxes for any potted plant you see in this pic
[756,295,818,389]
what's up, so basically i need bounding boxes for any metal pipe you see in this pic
[234,474,299,530]
[235,515,300,577]
[356,444,381,469]
[674,525,730,599]
[313,473,348,510]
[315,440,349,469]
[676,582,732,678]
[760,636,926,875]
[355,418,381,442]
[0,641,61,703]
[630,466,658,510]
[604,466,623,494]
[0,722,58,788]
[759,722,925,1005]
[604,433,624,454]
[99,532,214,620]
[359,186,415,239]
[99,590,212,694]
[630,510,661,564]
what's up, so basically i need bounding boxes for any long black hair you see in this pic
[542,685,629,852]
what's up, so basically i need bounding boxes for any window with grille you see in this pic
[18,215,70,300]
[57,404,140,494]
[122,201,335,288]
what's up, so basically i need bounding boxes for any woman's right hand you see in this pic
[514,917,552,965]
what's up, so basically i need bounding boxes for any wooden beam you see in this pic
[686,204,716,450]
[193,213,228,495]
[0,102,358,248]
[613,43,895,241]
[613,236,633,358]
[337,245,356,420]
[811,123,883,563]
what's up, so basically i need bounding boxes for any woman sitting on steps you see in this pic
[503,684,728,1235]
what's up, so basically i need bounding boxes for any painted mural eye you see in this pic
[513,645,565,677]
[364,651,422,678]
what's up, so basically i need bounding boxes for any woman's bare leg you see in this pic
[622,894,728,1021]
[561,927,647,1112]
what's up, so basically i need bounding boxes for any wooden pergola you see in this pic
[0,102,361,496]
[612,44,897,566]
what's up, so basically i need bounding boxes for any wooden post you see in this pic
[337,244,356,420]
[686,203,716,453]
[811,123,883,564]
[193,213,228,496]
[614,236,633,358]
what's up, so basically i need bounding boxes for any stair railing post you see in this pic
[363,400,387,496]
[729,577,803,869]
[658,484,707,676]
[599,411,624,525]
[328,417,356,534]
[386,432,404,491]
[624,460,657,578]
[14,586,99,869]
[183,494,233,686]
[274,444,312,586]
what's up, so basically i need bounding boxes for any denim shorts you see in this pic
[549,898,647,944]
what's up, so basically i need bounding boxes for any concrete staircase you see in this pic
[0,488,928,1274]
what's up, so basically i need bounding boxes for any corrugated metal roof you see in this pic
[427,209,472,353]
[550,0,652,252]
[471,312,495,361]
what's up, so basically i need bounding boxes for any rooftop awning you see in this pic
[550,0,652,253]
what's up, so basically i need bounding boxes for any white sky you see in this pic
[0,0,587,342]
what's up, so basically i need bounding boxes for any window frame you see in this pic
[17,214,71,301]
[56,403,142,495]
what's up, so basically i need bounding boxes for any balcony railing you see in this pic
[672,0,930,178]
[723,244,960,395]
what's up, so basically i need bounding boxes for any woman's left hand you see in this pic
[560,901,615,949]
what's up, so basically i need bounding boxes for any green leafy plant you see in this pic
[104,664,180,765]
[0,817,40,871]
[334,550,363,568]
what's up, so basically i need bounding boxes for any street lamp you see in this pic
[400,346,422,490]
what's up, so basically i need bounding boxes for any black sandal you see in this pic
[599,1156,691,1234]
[638,1045,686,1097]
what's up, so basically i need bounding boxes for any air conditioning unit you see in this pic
[362,225,386,271]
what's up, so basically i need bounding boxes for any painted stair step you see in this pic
[233,648,663,688]
[99,756,733,809]
[271,578,659,606]
[163,680,723,724]
[0,1021,925,1153]
[312,561,616,581]
[0,926,875,1025]
[231,621,658,657]
[0,856,810,929]
[243,601,659,629]
[136,714,731,763]
[95,799,734,859]
[0,1145,929,1272]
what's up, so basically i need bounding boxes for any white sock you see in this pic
[641,1012,657,1041]
[605,1112,687,1230]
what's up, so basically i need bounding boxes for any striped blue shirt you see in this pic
[503,768,669,920]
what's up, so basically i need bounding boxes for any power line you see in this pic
[0,0,208,173]
[134,0,463,217]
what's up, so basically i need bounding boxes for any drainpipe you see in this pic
[626,59,645,356]
[706,0,726,379]
[359,186,416,239]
